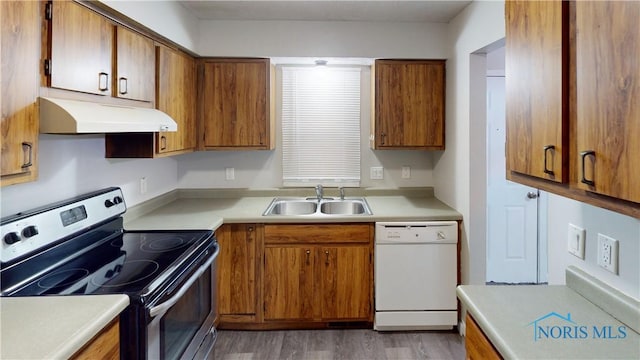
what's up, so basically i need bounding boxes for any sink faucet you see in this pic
[315,184,323,202]
[339,186,345,200]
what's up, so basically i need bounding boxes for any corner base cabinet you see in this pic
[464,314,502,360]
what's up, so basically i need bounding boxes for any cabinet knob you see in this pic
[305,249,311,265]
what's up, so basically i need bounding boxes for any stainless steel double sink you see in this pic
[262,197,373,216]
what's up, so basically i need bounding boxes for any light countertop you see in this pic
[457,267,640,359]
[124,188,462,231]
[0,295,129,359]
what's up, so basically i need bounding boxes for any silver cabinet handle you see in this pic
[527,191,538,199]
[118,77,128,95]
[98,72,109,92]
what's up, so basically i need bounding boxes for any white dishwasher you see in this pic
[374,221,458,331]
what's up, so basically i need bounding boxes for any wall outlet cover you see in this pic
[597,233,619,275]
[370,166,383,180]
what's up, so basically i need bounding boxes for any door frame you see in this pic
[469,41,548,284]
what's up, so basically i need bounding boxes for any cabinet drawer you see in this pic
[264,224,371,244]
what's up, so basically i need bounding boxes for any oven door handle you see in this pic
[149,245,219,318]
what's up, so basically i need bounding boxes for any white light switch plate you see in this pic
[225,167,235,180]
[401,166,411,179]
[567,224,585,259]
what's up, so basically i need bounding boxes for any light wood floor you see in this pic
[211,329,465,360]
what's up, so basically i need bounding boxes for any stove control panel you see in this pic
[1,188,126,263]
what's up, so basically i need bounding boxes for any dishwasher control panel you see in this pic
[375,221,457,244]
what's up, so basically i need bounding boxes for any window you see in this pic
[281,66,361,187]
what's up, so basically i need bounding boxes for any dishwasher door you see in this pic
[374,221,458,330]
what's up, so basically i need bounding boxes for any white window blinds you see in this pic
[281,66,361,187]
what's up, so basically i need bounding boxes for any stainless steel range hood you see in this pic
[39,97,178,134]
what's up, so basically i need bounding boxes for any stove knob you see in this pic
[113,196,123,205]
[22,225,38,238]
[4,232,21,245]
[104,199,115,208]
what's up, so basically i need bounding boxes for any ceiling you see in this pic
[179,1,472,23]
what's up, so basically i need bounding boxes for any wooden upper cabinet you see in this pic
[505,0,568,183]
[200,58,275,150]
[574,1,640,203]
[48,0,113,96]
[156,45,197,154]
[114,26,155,102]
[104,46,196,158]
[46,1,155,102]
[1,0,40,186]
[372,59,445,150]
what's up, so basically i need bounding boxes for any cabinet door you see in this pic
[217,224,257,316]
[49,1,112,95]
[1,0,39,185]
[202,59,271,149]
[374,60,445,149]
[319,246,371,320]
[114,26,154,102]
[263,246,314,321]
[156,46,196,154]
[505,0,568,183]
[574,1,640,203]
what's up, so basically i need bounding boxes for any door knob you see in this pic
[527,192,538,199]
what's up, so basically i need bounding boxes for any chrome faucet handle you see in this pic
[339,186,345,200]
[315,184,323,201]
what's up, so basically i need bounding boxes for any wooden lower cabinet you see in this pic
[217,223,373,329]
[263,224,373,325]
[71,318,120,360]
[216,224,260,325]
[465,314,502,360]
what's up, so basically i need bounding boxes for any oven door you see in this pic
[147,242,219,360]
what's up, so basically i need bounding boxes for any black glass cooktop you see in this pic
[1,219,213,299]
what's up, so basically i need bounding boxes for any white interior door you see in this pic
[486,76,539,284]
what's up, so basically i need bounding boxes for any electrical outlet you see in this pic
[597,233,619,274]
[401,166,411,179]
[225,167,235,180]
[567,224,585,259]
[370,167,383,180]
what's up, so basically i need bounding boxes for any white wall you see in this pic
[547,194,640,299]
[0,135,178,217]
[177,66,434,189]
[197,20,449,58]
[436,1,506,285]
[100,0,200,52]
